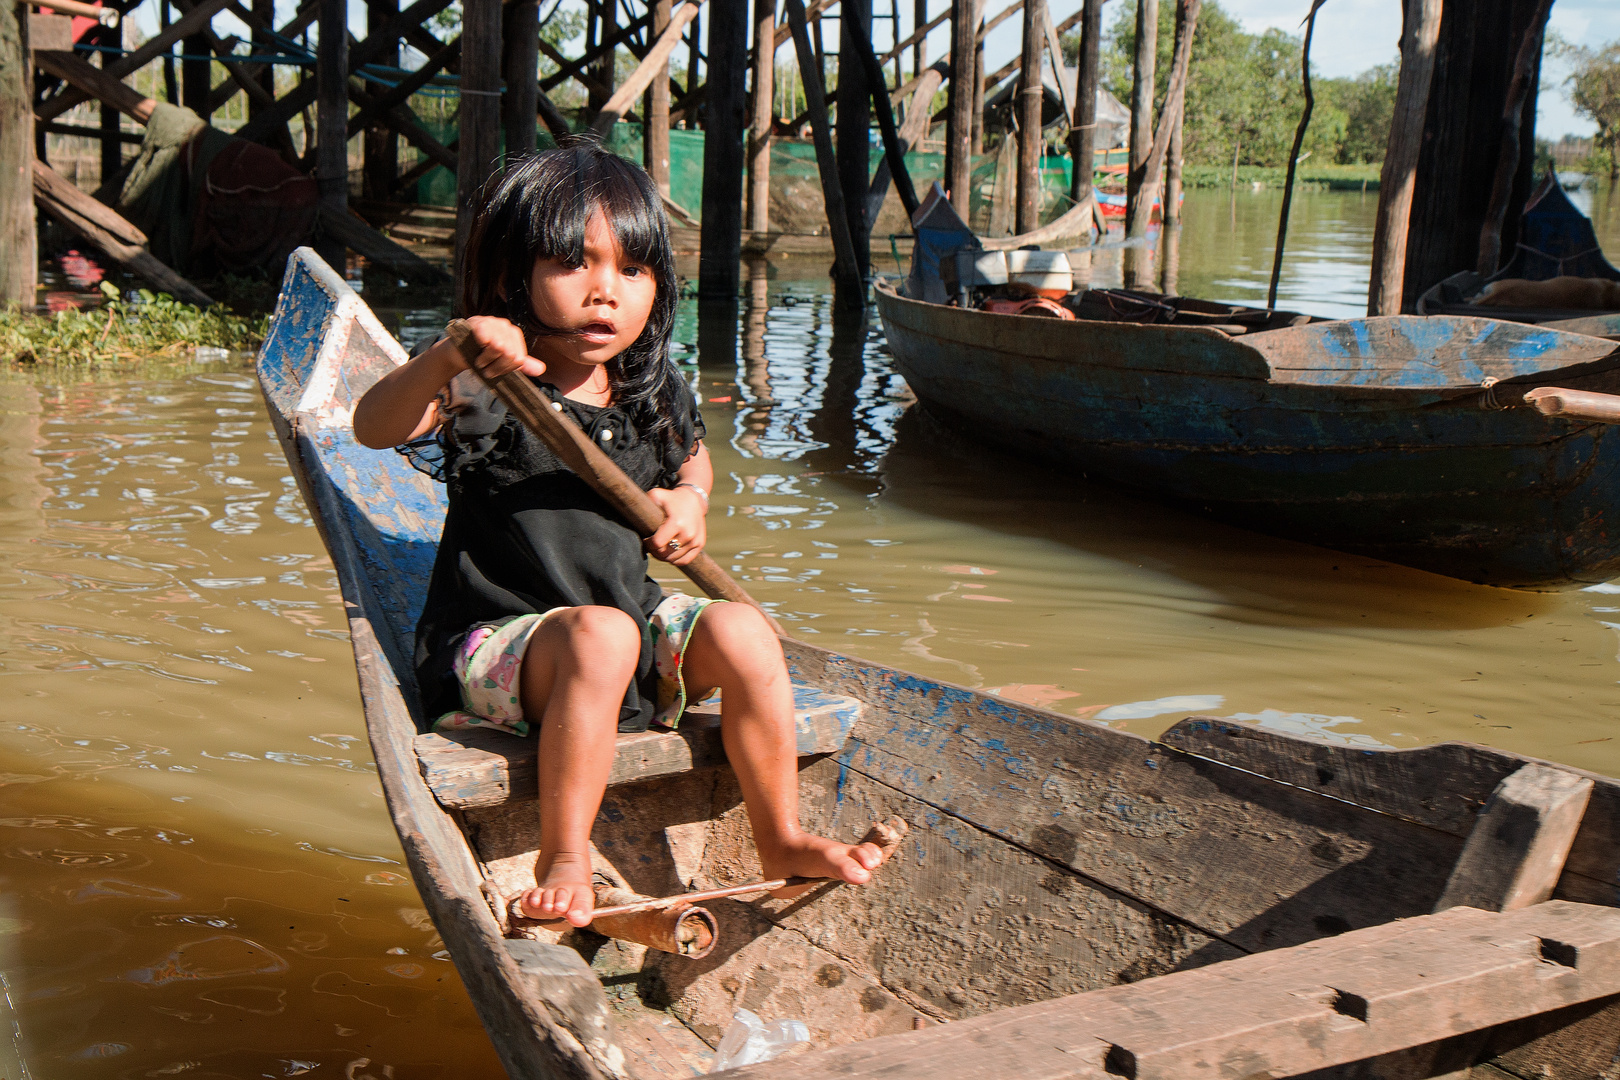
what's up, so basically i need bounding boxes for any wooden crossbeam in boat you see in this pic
[1436,762,1594,914]
[732,901,1620,1080]
[415,689,862,811]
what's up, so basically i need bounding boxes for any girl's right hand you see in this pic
[457,316,547,380]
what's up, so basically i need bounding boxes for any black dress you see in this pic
[404,365,704,733]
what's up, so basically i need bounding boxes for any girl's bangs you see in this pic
[518,150,669,273]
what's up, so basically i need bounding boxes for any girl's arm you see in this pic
[353,317,542,449]
[646,441,712,567]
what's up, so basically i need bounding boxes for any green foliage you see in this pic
[1066,0,1393,169]
[1549,33,1620,180]
[0,284,266,366]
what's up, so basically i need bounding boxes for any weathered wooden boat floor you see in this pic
[260,249,1620,1080]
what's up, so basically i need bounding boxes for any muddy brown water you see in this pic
[4,185,1620,1074]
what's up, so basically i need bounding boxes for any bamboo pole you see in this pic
[1015,0,1045,234]
[747,0,774,234]
[1122,0,1197,256]
[315,0,347,269]
[1475,0,1554,277]
[1123,0,1157,286]
[644,0,672,192]
[783,0,860,287]
[1,0,34,308]
[1069,0,1102,206]
[1366,0,1442,316]
[946,0,975,218]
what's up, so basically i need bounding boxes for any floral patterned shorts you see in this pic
[431,592,721,737]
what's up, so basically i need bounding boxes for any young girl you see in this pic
[353,143,883,928]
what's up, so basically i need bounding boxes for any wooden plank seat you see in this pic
[415,679,863,811]
[731,900,1620,1080]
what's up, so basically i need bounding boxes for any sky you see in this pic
[128,0,1618,141]
[970,0,1616,140]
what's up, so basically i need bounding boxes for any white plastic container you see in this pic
[1005,250,1073,299]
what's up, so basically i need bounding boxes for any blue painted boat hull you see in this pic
[876,283,1620,588]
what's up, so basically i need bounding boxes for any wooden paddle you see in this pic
[1525,386,1620,424]
[442,320,770,616]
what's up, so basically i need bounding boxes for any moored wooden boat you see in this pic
[876,278,1620,589]
[261,248,1620,1079]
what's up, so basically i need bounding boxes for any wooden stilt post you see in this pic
[503,0,538,160]
[969,1,984,158]
[1366,0,1441,316]
[315,0,347,269]
[250,0,272,112]
[162,0,179,103]
[1124,0,1157,286]
[747,0,774,235]
[945,0,974,218]
[183,17,209,117]
[838,0,873,284]
[698,0,747,298]
[98,27,121,185]
[365,0,400,198]
[1,0,34,308]
[784,0,859,287]
[1015,0,1044,234]
[1475,0,1554,277]
[913,0,926,77]
[456,0,502,278]
[686,7,701,100]
[644,0,671,191]
[587,0,614,114]
[1069,0,1101,207]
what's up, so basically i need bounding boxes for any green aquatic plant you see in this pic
[0,283,267,366]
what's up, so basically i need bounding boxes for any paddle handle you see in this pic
[1525,386,1620,425]
[442,321,768,612]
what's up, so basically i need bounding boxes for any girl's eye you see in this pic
[623,265,645,278]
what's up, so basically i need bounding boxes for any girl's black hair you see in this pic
[459,138,685,455]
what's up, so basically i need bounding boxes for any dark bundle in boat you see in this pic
[262,249,1620,1079]
[883,186,1620,590]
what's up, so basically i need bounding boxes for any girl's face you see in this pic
[527,209,659,373]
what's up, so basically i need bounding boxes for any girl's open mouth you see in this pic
[578,321,616,340]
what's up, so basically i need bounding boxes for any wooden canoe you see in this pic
[260,247,1620,1079]
[875,279,1620,589]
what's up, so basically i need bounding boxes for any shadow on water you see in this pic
[870,405,1562,632]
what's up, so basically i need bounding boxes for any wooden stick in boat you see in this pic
[443,319,773,616]
[1524,386,1620,424]
[509,818,909,924]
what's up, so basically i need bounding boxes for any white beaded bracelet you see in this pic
[676,482,709,509]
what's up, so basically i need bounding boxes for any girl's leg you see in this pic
[512,605,640,927]
[679,603,884,890]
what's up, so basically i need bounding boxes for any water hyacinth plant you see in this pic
[0,283,267,366]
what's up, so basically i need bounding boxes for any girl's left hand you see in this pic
[644,486,707,566]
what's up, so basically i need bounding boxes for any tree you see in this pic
[1551,36,1619,181]
[1063,0,1390,168]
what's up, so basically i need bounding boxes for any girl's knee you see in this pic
[697,603,782,673]
[541,606,640,664]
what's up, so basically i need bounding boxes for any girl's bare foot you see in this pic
[759,832,887,899]
[516,851,596,927]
